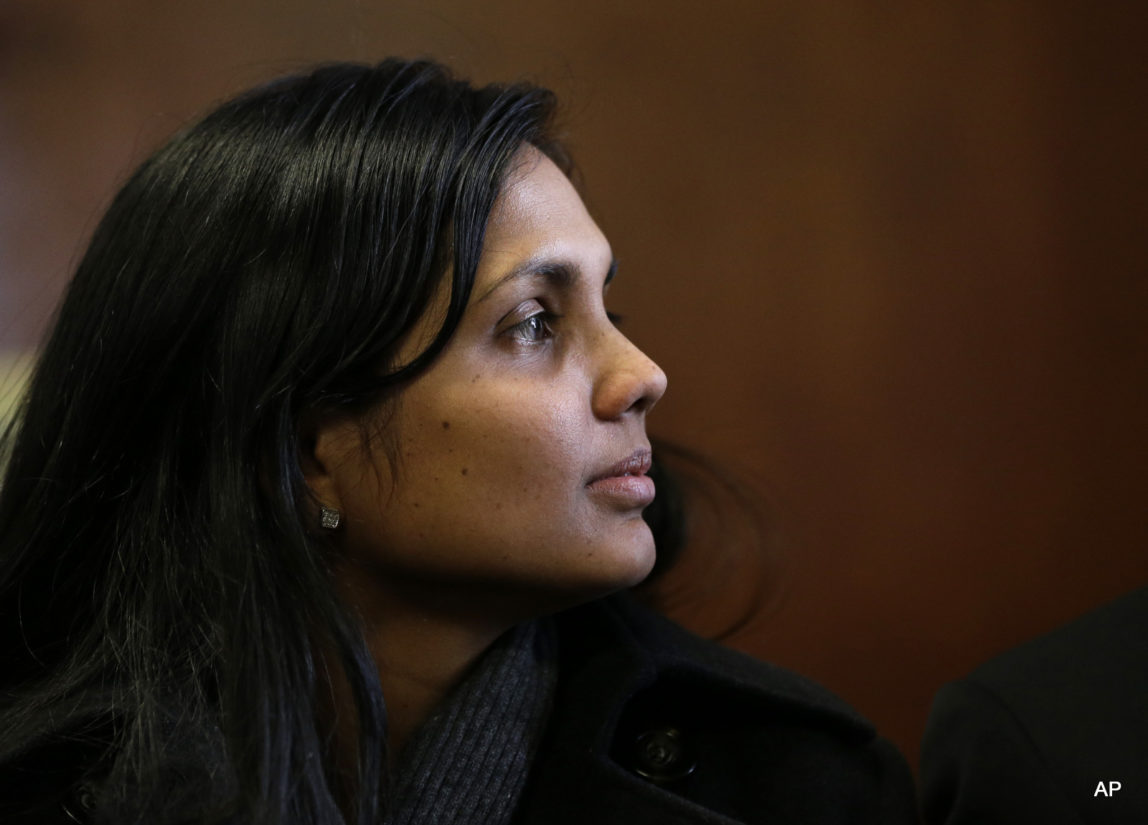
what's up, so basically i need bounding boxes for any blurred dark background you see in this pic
[2,1,1146,768]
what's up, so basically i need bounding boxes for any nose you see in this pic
[591,328,668,421]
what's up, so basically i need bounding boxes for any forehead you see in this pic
[477,148,611,284]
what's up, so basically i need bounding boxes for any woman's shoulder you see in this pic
[0,730,113,825]
[0,704,236,825]
[566,594,874,731]
[518,594,917,825]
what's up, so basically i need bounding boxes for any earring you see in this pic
[319,506,341,531]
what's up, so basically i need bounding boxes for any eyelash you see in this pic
[505,309,624,345]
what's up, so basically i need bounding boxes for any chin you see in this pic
[593,522,658,592]
[487,523,658,617]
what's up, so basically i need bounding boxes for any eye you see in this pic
[507,311,556,344]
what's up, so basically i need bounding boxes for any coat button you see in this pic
[60,780,99,823]
[630,726,696,785]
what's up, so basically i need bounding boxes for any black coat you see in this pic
[5,596,917,824]
[919,585,1148,825]
[515,596,918,824]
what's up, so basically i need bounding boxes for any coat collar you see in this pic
[559,595,873,735]
[513,595,874,825]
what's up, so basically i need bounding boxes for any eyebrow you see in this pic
[475,255,618,304]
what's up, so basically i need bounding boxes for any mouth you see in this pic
[588,447,653,483]
[585,447,655,509]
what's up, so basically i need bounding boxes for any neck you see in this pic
[315,606,507,823]
[329,561,520,764]
[366,606,507,760]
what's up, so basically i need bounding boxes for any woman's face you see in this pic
[311,147,667,619]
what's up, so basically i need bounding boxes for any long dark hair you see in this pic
[0,59,567,824]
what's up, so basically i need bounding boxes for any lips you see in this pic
[588,448,653,484]
[586,448,655,509]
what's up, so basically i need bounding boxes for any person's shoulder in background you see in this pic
[920,585,1148,825]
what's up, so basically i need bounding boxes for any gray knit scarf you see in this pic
[383,620,558,825]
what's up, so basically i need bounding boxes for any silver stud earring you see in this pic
[319,506,341,531]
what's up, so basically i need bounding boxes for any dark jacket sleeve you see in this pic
[920,680,1087,825]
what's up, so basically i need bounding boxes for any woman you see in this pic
[0,60,916,824]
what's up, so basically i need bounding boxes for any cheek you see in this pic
[388,376,588,531]
[341,373,654,594]
[420,383,585,504]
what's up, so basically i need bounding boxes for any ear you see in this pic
[298,411,357,518]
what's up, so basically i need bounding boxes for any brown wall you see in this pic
[3,1,1146,768]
